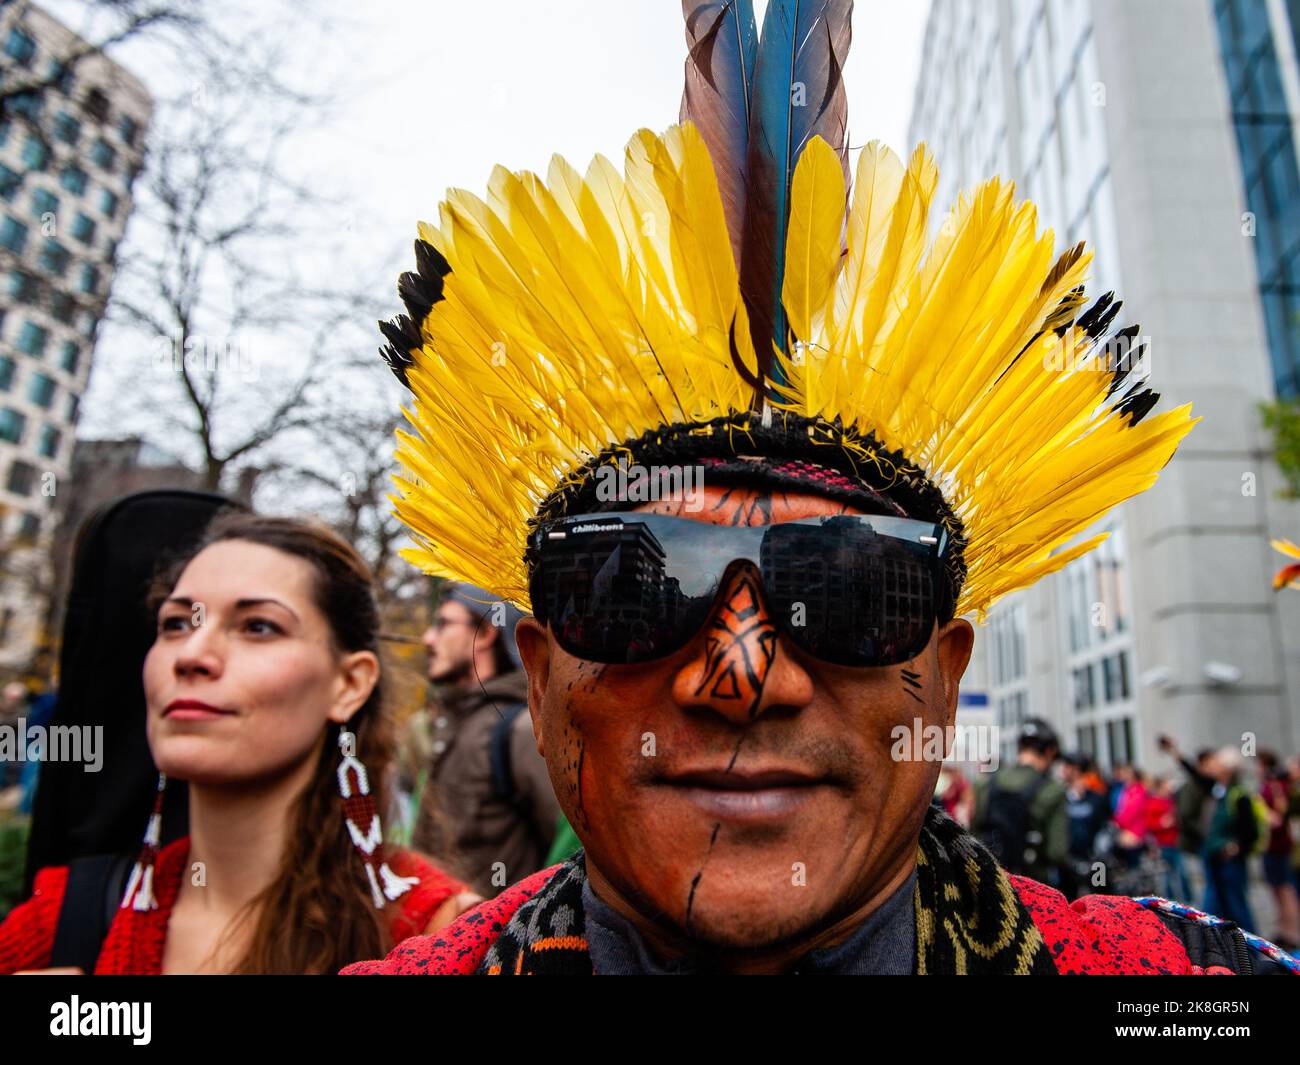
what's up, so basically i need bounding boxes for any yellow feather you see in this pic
[781,136,846,352]
[382,124,1198,618]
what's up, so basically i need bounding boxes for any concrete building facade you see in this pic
[910,0,1300,769]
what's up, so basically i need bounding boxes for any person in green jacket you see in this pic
[972,719,1069,889]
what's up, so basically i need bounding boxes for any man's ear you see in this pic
[514,616,551,757]
[935,618,974,731]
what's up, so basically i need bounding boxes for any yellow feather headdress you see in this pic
[378,2,1197,622]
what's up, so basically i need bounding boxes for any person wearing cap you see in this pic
[972,719,1069,888]
[408,582,562,896]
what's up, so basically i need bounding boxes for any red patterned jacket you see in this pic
[342,865,1289,976]
[0,836,463,974]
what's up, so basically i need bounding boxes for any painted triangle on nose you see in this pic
[710,663,741,699]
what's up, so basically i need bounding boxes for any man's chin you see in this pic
[673,881,834,954]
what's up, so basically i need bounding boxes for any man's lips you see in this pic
[163,699,235,720]
[659,767,827,820]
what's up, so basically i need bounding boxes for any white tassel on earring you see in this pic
[121,774,167,912]
[338,729,419,910]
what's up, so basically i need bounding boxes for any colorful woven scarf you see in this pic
[479,805,1056,975]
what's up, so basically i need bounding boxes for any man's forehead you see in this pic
[630,482,903,525]
[436,598,474,621]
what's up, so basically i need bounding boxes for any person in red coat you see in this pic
[0,513,473,974]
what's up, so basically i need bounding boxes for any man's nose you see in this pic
[671,565,813,726]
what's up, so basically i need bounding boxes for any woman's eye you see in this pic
[158,615,190,633]
[244,617,282,636]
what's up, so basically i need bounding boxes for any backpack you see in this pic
[487,701,530,806]
[982,771,1048,875]
[1228,786,1271,856]
[24,490,241,894]
[488,700,552,860]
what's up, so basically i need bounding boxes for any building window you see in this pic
[90,138,116,173]
[59,340,80,374]
[21,137,49,171]
[4,28,37,65]
[83,87,111,123]
[0,355,14,391]
[66,393,79,422]
[17,512,40,540]
[76,262,99,294]
[37,423,61,458]
[1072,662,1097,711]
[60,166,88,195]
[30,187,59,221]
[37,239,70,277]
[1102,650,1131,703]
[7,270,36,303]
[48,58,73,95]
[98,188,119,218]
[1105,717,1135,766]
[6,459,36,496]
[988,600,1030,761]
[0,407,27,443]
[50,292,74,323]
[1076,722,1098,759]
[27,371,55,409]
[118,114,141,148]
[16,320,48,357]
[7,91,42,121]
[0,164,18,200]
[53,112,81,146]
[70,212,95,244]
[0,215,29,254]
[1213,0,1300,398]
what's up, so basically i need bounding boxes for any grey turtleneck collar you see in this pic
[581,868,917,975]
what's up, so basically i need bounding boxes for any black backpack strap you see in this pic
[1148,910,1296,975]
[48,853,132,973]
[488,701,530,805]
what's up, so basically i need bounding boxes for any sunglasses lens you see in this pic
[760,522,938,666]
[534,515,941,667]
[533,520,720,664]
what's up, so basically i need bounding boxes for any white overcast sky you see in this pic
[63,0,931,315]
[62,0,931,446]
[328,0,931,273]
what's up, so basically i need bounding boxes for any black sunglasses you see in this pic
[528,512,951,667]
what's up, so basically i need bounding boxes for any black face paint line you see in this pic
[684,820,723,934]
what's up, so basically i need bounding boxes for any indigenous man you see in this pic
[346,1,1297,975]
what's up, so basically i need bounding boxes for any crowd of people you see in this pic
[937,720,1300,951]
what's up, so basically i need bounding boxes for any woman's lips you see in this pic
[163,699,235,721]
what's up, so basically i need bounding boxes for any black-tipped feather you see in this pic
[378,240,453,390]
